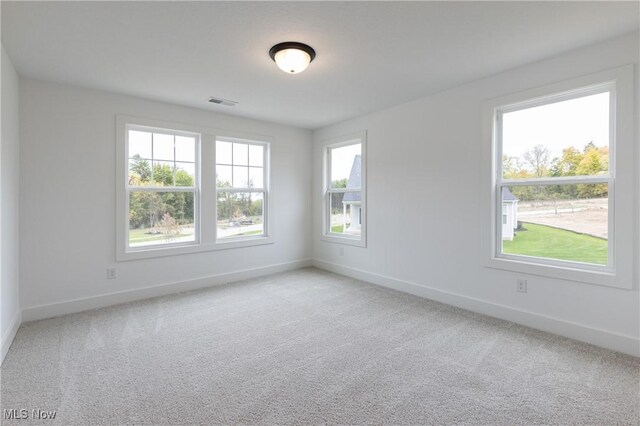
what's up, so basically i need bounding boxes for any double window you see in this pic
[486,65,634,288]
[322,133,367,247]
[117,117,272,260]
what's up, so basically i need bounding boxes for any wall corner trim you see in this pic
[312,258,640,357]
[21,259,312,324]
[1,310,22,365]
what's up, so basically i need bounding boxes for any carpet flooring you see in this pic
[1,268,638,425]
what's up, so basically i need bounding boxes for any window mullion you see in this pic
[327,188,361,194]
[501,176,611,187]
[128,186,196,192]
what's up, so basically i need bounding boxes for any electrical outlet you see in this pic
[107,267,117,280]
[517,278,527,293]
[339,247,345,256]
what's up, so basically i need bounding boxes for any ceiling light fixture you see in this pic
[269,42,316,74]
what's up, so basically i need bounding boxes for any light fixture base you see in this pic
[269,42,316,62]
[269,42,316,74]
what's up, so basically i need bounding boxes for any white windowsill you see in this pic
[320,233,366,248]
[117,236,274,261]
[214,235,274,250]
[485,255,628,289]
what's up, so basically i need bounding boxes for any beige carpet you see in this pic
[1,268,638,425]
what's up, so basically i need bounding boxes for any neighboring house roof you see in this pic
[343,155,361,203]
[502,187,518,202]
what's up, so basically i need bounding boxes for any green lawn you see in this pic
[331,224,344,233]
[129,228,169,244]
[129,227,193,244]
[503,222,607,265]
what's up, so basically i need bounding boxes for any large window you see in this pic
[322,133,366,246]
[126,125,199,249]
[116,116,273,260]
[497,88,612,268]
[485,65,635,288]
[216,139,269,241]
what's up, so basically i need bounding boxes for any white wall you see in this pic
[19,78,312,318]
[1,45,21,362]
[312,33,639,355]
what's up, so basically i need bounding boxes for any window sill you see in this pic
[485,255,629,290]
[214,235,274,250]
[320,233,366,248]
[119,241,206,261]
[117,236,274,261]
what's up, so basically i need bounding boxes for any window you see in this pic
[484,65,635,288]
[322,132,366,247]
[215,139,269,242]
[126,125,199,249]
[498,89,613,268]
[116,116,274,260]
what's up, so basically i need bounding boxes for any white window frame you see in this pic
[482,65,635,289]
[321,131,367,247]
[214,137,272,249]
[124,123,201,252]
[116,115,273,261]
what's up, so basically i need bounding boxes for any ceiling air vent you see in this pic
[208,96,238,107]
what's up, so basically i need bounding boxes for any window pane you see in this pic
[175,136,195,163]
[129,191,195,247]
[249,144,264,167]
[233,143,249,166]
[217,192,264,239]
[500,184,608,265]
[129,156,152,184]
[175,162,195,187]
[216,141,233,165]
[502,92,610,179]
[152,161,175,186]
[129,130,152,159]
[153,133,175,161]
[329,191,362,236]
[233,166,249,188]
[331,143,361,189]
[249,167,263,189]
[216,165,232,187]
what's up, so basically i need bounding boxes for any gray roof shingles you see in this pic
[502,187,518,201]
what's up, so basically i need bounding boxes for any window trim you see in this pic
[214,136,272,248]
[481,65,635,289]
[320,131,367,248]
[116,115,274,261]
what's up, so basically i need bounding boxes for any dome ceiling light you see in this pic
[269,42,316,74]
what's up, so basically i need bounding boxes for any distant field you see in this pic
[503,222,607,265]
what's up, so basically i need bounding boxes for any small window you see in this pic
[322,133,366,247]
[215,139,269,242]
[126,126,199,250]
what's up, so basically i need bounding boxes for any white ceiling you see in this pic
[2,2,638,129]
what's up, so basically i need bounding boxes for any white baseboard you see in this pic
[312,258,640,357]
[1,309,21,365]
[22,259,312,323]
